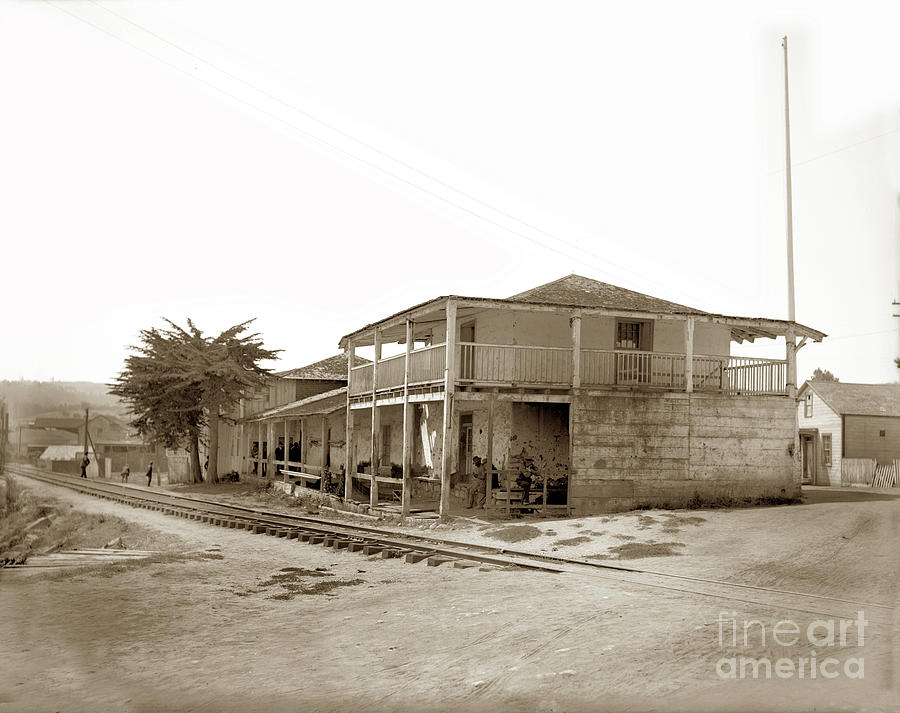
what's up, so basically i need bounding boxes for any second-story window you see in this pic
[804,393,813,417]
[616,320,651,350]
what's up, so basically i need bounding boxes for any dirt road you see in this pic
[1,478,897,713]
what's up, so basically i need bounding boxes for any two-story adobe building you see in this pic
[338,275,826,518]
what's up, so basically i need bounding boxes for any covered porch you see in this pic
[245,388,347,493]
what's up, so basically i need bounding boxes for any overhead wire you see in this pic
[47,0,717,304]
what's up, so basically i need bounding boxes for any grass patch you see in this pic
[635,515,658,530]
[612,534,636,541]
[483,525,543,543]
[660,513,707,533]
[589,541,685,560]
[242,566,365,600]
[552,536,591,547]
[1,486,184,564]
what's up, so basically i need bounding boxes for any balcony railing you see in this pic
[459,343,572,386]
[349,343,447,396]
[348,343,787,397]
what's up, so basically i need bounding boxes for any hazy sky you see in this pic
[2,0,898,384]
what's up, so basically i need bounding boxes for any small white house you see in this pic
[797,381,900,486]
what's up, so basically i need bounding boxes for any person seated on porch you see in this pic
[516,467,534,505]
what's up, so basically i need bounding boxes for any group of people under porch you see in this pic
[459,456,535,509]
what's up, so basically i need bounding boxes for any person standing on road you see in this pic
[146,461,153,486]
[80,452,90,478]
[120,465,130,483]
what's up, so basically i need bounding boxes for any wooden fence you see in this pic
[841,458,876,486]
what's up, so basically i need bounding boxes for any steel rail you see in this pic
[7,464,893,618]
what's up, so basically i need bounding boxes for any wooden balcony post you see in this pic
[401,319,413,518]
[485,390,495,510]
[283,419,289,481]
[684,317,695,393]
[344,343,354,500]
[370,329,382,509]
[785,327,797,399]
[320,415,328,471]
[257,421,263,476]
[440,299,457,521]
[266,421,274,478]
[786,326,801,490]
[571,313,582,388]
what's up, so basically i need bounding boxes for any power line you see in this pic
[824,327,898,342]
[767,125,900,176]
[46,0,718,305]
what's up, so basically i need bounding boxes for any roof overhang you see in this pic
[246,387,347,422]
[337,295,827,348]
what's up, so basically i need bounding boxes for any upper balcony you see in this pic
[339,277,825,405]
[348,342,788,399]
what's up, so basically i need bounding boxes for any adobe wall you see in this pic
[570,391,799,514]
[431,310,731,355]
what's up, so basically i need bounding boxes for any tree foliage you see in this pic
[810,368,838,382]
[111,319,279,483]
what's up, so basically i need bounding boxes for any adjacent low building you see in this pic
[797,381,900,486]
[220,353,364,482]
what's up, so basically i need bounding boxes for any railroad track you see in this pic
[6,464,894,622]
[4,464,563,573]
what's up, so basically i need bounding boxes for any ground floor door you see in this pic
[800,433,816,485]
[458,414,473,475]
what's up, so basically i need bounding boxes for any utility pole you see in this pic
[782,35,796,323]
[83,407,90,457]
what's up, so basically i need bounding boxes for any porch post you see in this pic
[571,313,582,389]
[344,343,355,500]
[786,327,801,493]
[684,316,695,393]
[370,329,382,509]
[401,319,413,518]
[320,414,328,470]
[785,327,797,398]
[440,299,457,520]
[283,419,289,481]
[485,390,495,510]
[266,421,274,478]
[257,421,262,476]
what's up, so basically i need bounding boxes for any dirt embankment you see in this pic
[0,474,185,565]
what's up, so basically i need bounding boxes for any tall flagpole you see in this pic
[782,35,796,323]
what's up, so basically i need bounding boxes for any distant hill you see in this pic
[0,380,128,424]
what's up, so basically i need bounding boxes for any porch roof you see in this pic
[337,275,826,348]
[246,387,347,422]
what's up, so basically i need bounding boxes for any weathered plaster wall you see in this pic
[571,392,798,513]
[300,413,347,471]
[508,403,569,478]
[431,309,731,356]
[455,398,514,472]
[654,321,730,356]
[350,402,445,475]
